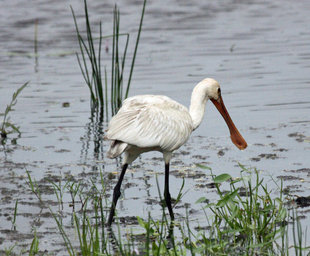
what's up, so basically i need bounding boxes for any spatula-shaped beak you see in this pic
[211,95,247,150]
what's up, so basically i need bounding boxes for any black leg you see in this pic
[164,163,174,221]
[107,163,128,226]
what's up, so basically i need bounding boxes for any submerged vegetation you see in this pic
[71,0,146,121]
[4,166,308,255]
[0,82,28,144]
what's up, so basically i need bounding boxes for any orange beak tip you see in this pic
[231,136,247,150]
[236,143,247,150]
[239,143,248,150]
[211,95,247,151]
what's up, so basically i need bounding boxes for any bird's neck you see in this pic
[189,88,208,130]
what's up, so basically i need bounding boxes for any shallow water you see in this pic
[1,0,310,253]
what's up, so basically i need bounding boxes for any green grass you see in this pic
[0,82,29,144]
[3,166,309,255]
[15,166,309,255]
[71,0,146,120]
[194,165,288,255]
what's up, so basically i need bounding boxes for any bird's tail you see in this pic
[106,140,128,159]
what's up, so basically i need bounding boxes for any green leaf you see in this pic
[214,173,232,184]
[216,189,239,207]
[195,163,212,170]
[204,202,216,209]
[277,208,287,220]
[137,216,146,228]
[196,197,208,204]
[5,122,20,134]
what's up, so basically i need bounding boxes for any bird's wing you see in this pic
[106,95,193,151]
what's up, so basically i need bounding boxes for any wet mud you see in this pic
[296,196,310,208]
[1,0,310,254]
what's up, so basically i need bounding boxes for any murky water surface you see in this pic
[1,0,310,253]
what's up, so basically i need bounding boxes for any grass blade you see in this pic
[125,0,147,98]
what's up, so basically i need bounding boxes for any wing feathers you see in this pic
[106,140,128,158]
[106,95,193,152]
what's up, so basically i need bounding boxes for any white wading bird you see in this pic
[105,78,247,226]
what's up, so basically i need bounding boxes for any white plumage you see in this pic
[106,95,193,161]
[105,78,247,226]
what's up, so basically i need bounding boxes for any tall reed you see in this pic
[71,0,104,119]
[71,0,146,120]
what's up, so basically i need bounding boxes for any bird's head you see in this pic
[200,78,221,101]
[199,78,247,150]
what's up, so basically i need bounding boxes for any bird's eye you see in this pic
[217,88,221,94]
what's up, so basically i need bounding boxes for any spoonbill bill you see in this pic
[105,78,247,226]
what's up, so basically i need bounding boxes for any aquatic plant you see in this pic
[11,199,18,231]
[20,166,310,255]
[71,0,146,121]
[0,82,29,144]
[194,165,288,255]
